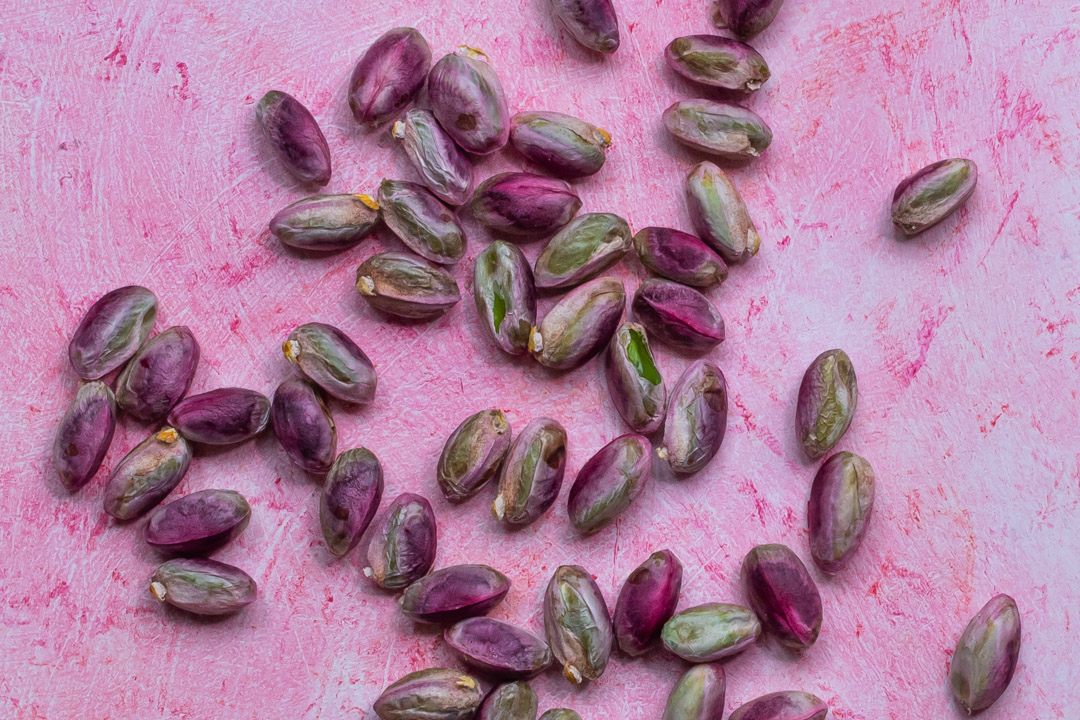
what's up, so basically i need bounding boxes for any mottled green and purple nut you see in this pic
[374,668,484,720]
[544,564,613,684]
[665,36,770,92]
[661,603,761,661]
[357,252,461,320]
[492,417,567,526]
[471,172,582,240]
[567,434,652,534]
[534,213,631,290]
[539,710,581,720]
[321,448,384,557]
[349,27,432,130]
[269,193,381,252]
[950,594,1021,714]
[393,109,473,205]
[68,285,157,380]
[53,381,116,492]
[613,549,683,656]
[115,326,200,422]
[664,100,772,161]
[428,47,509,155]
[255,90,332,186]
[364,492,437,589]
[633,228,728,289]
[550,0,620,54]
[478,682,538,720]
[663,664,726,720]
[379,179,466,264]
[796,349,857,460]
[632,279,725,353]
[741,544,822,649]
[437,409,513,502]
[271,378,336,475]
[475,241,538,356]
[529,276,625,371]
[686,161,761,264]
[103,428,192,520]
[807,452,875,573]
[658,360,728,475]
[445,617,553,679]
[399,564,511,624]
[605,323,666,434]
[284,323,377,406]
[168,388,271,445]
[509,112,612,179]
[145,489,251,556]
[712,0,787,38]
[726,691,828,720]
[891,158,977,236]
[150,558,256,616]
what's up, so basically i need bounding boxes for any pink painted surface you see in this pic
[1,0,1078,717]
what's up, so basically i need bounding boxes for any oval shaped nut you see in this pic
[891,158,977,236]
[349,27,432,130]
[664,100,772,161]
[475,241,538,356]
[807,452,875,573]
[632,279,725,353]
[321,448,384,557]
[530,277,625,371]
[741,544,822,650]
[664,664,726,720]
[357,252,461,320]
[665,35,770,91]
[437,409,513,502]
[605,322,667,434]
[393,109,473,205]
[613,549,683,656]
[795,349,857,460]
[712,0,787,38]
[509,111,611,179]
[364,492,438,589]
[445,617,553,679]
[269,193,381,252]
[472,172,582,240]
[544,565,613,684]
[534,213,632,291]
[379,179,466,264]
[145,489,251,555]
[549,0,620,54]
[567,434,652,534]
[633,227,728,289]
[950,594,1022,714]
[68,286,158,380]
[115,326,200,422]
[374,668,483,720]
[726,691,828,720]
[103,428,192,521]
[686,161,761,265]
[428,47,510,155]
[284,323,377,406]
[478,682,538,720]
[399,564,511,624]
[150,558,256,616]
[53,381,116,492]
[168,388,271,445]
[661,603,761,661]
[658,360,728,476]
[271,378,336,475]
[492,417,568,527]
[255,90,332,186]
[539,711,581,720]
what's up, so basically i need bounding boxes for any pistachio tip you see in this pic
[155,427,179,443]
[357,275,375,296]
[282,339,300,363]
[150,581,167,601]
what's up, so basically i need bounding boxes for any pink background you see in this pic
[2,0,1078,717]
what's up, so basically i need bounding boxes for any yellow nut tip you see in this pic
[492,412,508,435]
[150,581,167,602]
[357,276,375,296]
[156,428,179,443]
[597,127,612,148]
[655,446,668,460]
[282,339,300,363]
[527,327,542,354]
[492,495,505,520]
[357,194,379,211]
[390,121,406,140]
[458,45,489,61]
[563,665,583,685]
[456,676,477,690]
[747,229,761,256]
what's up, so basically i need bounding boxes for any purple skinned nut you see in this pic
[665,35,770,92]
[428,47,510,155]
[664,100,772,161]
[437,409,513,502]
[269,193,381,252]
[544,564,613,684]
[661,603,761,661]
[393,109,473,206]
[950,594,1022,714]
[52,381,116,492]
[349,27,431,130]
[471,172,582,240]
[364,492,437,589]
[168,388,271,445]
[283,322,377,406]
[68,285,157,380]
[509,111,611,179]
[613,549,683,656]
[255,90,332,186]
[796,349,857,460]
[686,161,761,265]
[807,452,875,573]
[374,668,484,720]
[741,544,822,650]
[605,322,667,434]
[356,252,461,320]
[567,434,652,534]
[320,448,384,557]
[663,664,726,720]
[549,0,620,54]
[492,417,567,527]
[529,276,625,371]
[657,360,728,476]
[445,617,553,679]
[632,279,725,353]
[891,158,978,236]
[150,558,257,616]
[726,691,828,720]
[378,179,466,265]
[103,428,192,521]
[474,241,538,356]
[477,681,538,720]
[399,564,511,624]
[633,227,728,289]
[116,326,200,422]
[271,378,336,475]
[145,489,251,555]
[534,213,632,291]
[712,0,787,39]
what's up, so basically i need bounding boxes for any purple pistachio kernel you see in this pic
[356,252,461,320]
[613,549,683,656]
[150,558,256,616]
[145,489,251,556]
[364,492,438,589]
[168,388,271,445]
[891,158,978,236]
[567,434,652,534]
[271,378,337,475]
[950,594,1022,714]
[269,193,381,252]
[374,668,483,720]
[807,452,875,573]
[726,691,828,720]
[493,417,567,526]
[796,349,858,460]
[320,448,384,557]
[437,409,513,502]
[428,47,510,155]
[68,285,158,380]
[633,227,728,289]
[115,326,200,422]
[529,277,625,371]
[712,0,787,39]
[661,603,761,661]
[686,161,761,265]
[255,90,332,186]
[445,617,554,679]
[658,360,728,476]
[284,323,376,406]
[103,428,192,521]
[393,109,474,205]
[534,213,632,291]
[741,544,822,650]
[605,322,666,434]
[632,279,725,353]
[665,35,770,92]
[53,381,116,492]
[544,564,613,684]
[664,100,772,161]
[474,241,538,356]
[399,564,511,624]
[509,111,612,179]
[663,664,726,720]
[349,27,432,130]
[478,682,538,720]
[549,0,620,54]
[378,179,466,265]
[471,172,582,240]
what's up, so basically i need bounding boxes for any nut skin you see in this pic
[549,0,620,54]
[664,100,772,161]
[255,90,332,186]
[364,492,437,589]
[529,276,625,371]
[544,565,613,684]
[284,323,377,406]
[605,322,666,434]
[741,544,822,650]
[949,594,1022,714]
[145,489,251,556]
[632,279,725,353]
[68,285,158,380]
[149,558,257,616]
[633,227,728,289]
[393,109,473,205]
[271,378,337,475]
[807,452,875,573]
[686,161,760,265]
[399,564,511,624]
[103,428,192,521]
[663,664,726,720]
[726,691,828,720]
[378,179,466,265]
[658,360,728,476]
[356,252,461,320]
[437,409,513,502]
[269,193,381,252]
[471,172,582,240]
[566,434,652,534]
[53,381,116,492]
[711,0,787,39]
[891,158,977,236]
[661,603,761,661]
[478,682,538,720]
[665,35,770,92]
[348,27,431,131]
[428,47,510,155]
[613,549,683,656]
[534,213,632,291]
[168,388,271,445]
[320,448,384,558]
[444,617,553,679]
[492,417,568,527]
[795,349,857,460]
[374,668,484,720]
[509,111,611,179]
[474,241,538,356]
[115,326,200,422]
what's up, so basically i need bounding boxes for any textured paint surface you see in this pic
[1,1,1078,718]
